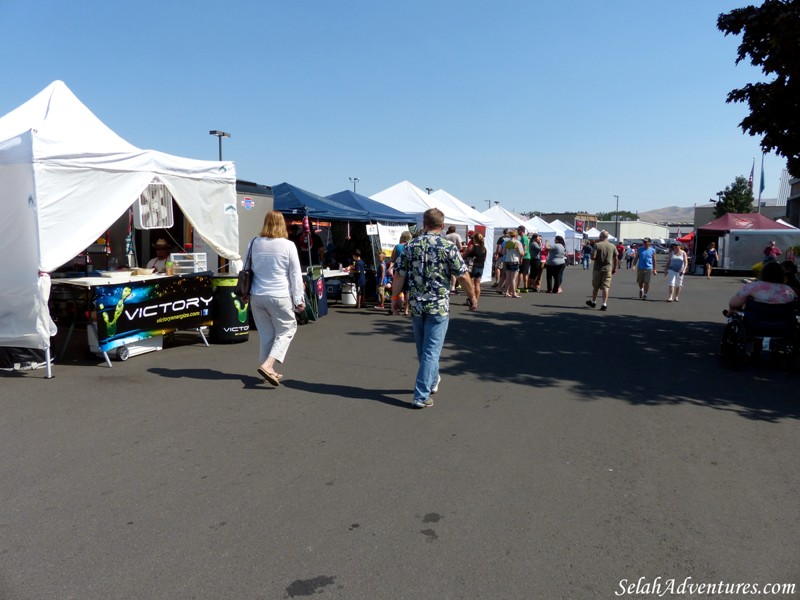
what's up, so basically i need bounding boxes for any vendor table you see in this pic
[52,272,213,367]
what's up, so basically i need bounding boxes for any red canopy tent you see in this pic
[676,231,694,243]
[697,212,792,233]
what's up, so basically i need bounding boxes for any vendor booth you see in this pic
[695,213,796,272]
[0,81,240,376]
[326,190,416,275]
[273,182,380,313]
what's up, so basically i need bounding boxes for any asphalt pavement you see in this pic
[2,265,798,599]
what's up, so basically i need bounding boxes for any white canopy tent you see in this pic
[483,204,527,238]
[430,189,494,232]
[371,180,471,226]
[0,81,239,366]
[548,219,583,258]
[523,215,558,244]
[371,181,494,281]
[584,227,616,241]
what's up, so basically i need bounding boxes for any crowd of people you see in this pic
[245,209,800,402]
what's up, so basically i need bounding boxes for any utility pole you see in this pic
[613,195,620,239]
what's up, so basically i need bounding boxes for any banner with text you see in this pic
[93,275,213,352]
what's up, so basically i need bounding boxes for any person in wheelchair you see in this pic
[722,261,799,365]
[728,261,797,314]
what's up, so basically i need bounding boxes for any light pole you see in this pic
[486,200,492,210]
[425,187,433,195]
[613,195,619,240]
[209,130,231,160]
[349,177,359,193]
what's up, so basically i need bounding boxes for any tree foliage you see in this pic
[597,210,638,221]
[718,1,800,176]
[714,176,755,217]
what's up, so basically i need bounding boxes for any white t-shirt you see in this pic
[147,257,168,273]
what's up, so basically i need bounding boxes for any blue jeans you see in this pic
[410,313,449,403]
[582,254,590,269]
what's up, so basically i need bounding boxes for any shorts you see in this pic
[494,257,505,270]
[504,262,520,272]
[667,270,684,288]
[592,270,612,291]
[636,269,653,285]
[520,259,531,275]
[471,266,484,279]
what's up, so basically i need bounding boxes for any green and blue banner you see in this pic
[93,275,213,352]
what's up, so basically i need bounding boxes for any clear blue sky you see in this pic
[0,0,785,215]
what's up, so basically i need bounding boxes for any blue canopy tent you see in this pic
[272,182,369,221]
[325,190,416,224]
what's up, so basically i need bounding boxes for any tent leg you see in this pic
[44,347,54,379]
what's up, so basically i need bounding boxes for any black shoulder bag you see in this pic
[235,237,256,301]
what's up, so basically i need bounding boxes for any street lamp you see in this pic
[209,130,231,161]
[349,177,359,193]
[425,187,433,195]
[613,194,620,240]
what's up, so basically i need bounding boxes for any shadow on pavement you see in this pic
[368,308,800,423]
[149,367,265,390]
[282,380,413,409]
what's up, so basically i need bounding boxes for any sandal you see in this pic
[258,367,280,387]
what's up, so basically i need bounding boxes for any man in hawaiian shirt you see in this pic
[391,208,478,408]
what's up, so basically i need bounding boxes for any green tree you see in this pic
[714,176,755,217]
[718,1,800,176]
[597,210,638,221]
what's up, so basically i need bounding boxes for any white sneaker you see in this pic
[431,374,441,394]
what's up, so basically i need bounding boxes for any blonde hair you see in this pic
[399,230,413,244]
[260,211,288,239]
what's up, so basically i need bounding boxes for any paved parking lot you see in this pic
[2,266,798,599]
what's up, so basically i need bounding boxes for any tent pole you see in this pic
[44,347,53,379]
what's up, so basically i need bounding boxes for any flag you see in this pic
[748,158,754,190]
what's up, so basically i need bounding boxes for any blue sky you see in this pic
[0,0,785,215]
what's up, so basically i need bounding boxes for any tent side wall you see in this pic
[0,133,50,348]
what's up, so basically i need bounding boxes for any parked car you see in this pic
[652,241,669,254]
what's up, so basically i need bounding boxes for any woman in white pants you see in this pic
[249,211,305,386]
[664,242,688,302]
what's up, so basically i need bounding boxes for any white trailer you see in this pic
[719,228,800,271]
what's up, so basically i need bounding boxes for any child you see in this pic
[375,252,388,309]
[351,249,367,308]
